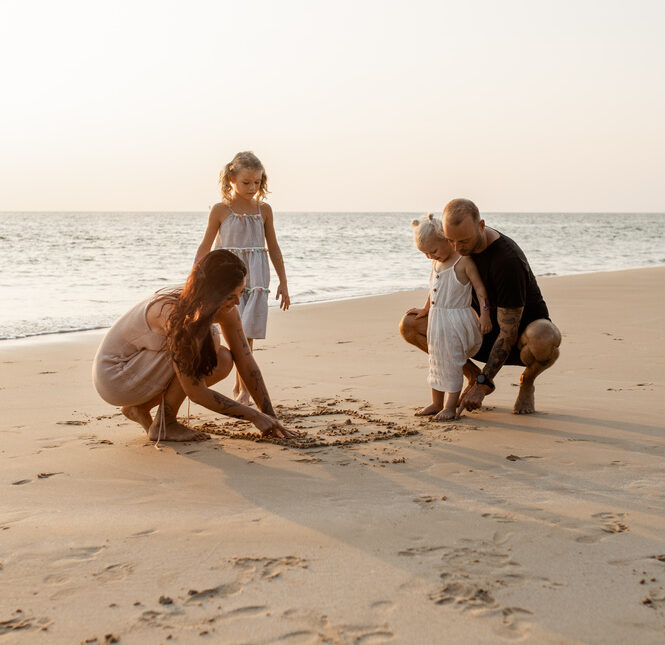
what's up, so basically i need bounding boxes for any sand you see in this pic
[1,266,664,644]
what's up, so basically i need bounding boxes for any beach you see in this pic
[1,266,665,644]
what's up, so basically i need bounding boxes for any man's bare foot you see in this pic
[461,361,481,400]
[148,418,210,441]
[415,403,442,416]
[121,405,152,432]
[514,382,536,414]
[433,408,457,421]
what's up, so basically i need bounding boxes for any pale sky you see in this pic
[1,0,664,212]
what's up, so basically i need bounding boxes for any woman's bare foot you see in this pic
[433,408,457,421]
[121,405,152,432]
[513,382,536,414]
[415,403,442,416]
[148,418,210,442]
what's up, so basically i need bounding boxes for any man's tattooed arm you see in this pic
[484,306,523,380]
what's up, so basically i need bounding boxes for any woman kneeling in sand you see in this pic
[93,249,296,442]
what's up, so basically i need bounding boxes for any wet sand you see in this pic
[1,266,664,643]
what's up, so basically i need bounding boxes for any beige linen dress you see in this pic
[92,296,175,406]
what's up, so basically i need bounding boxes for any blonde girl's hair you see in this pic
[219,151,270,202]
[411,213,445,247]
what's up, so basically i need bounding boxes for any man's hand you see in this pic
[478,311,492,335]
[457,383,492,415]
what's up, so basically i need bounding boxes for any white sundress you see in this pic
[214,203,270,339]
[427,258,483,393]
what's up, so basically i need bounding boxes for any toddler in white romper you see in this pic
[409,213,492,420]
[427,258,482,393]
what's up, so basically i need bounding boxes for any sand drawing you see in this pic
[195,398,420,448]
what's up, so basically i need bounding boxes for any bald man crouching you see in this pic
[400,198,561,415]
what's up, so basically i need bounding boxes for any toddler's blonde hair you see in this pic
[219,151,270,202]
[411,213,445,247]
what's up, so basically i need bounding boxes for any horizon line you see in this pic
[2,210,665,215]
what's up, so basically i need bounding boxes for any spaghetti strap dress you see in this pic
[214,203,270,339]
[427,258,483,393]
[92,296,175,407]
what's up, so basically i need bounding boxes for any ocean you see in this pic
[1,211,664,341]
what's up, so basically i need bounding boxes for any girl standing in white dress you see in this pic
[408,214,492,420]
[196,151,289,403]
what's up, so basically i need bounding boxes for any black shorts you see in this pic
[471,313,552,367]
[471,330,525,366]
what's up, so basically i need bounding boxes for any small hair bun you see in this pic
[427,213,434,220]
[411,218,420,227]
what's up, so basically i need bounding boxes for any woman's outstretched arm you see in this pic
[173,358,296,438]
[217,306,279,415]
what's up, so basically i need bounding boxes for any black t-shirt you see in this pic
[470,230,549,333]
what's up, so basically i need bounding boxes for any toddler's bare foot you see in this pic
[121,405,152,432]
[148,418,210,442]
[433,408,457,421]
[513,382,536,414]
[415,403,442,416]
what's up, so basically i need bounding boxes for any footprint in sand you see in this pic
[412,495,447,508]
[130,529,157,538]
[594,512,630,534]
[51,545,106,567]
[280,609,394,644]
[43,573,70,585]
[130,557,311,634]
[231,555,309,581]
[93,562,135,582]
[0,610,52,635]
[401,534,536,637]
[83,436,114,447]
[219,605,267,619]
[186,580,243,603]
[398,545,447,557]
[370,600,395,614]
[430,580,498,609]
[428,571,533,639]
[576,512,629,542]
[481,511,516,523]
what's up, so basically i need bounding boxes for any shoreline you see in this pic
[2,264,664,347]
[1,266,665,643]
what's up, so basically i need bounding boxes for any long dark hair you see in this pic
[165,250,247,380]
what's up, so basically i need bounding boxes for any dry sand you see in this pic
[1,267,664,644]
